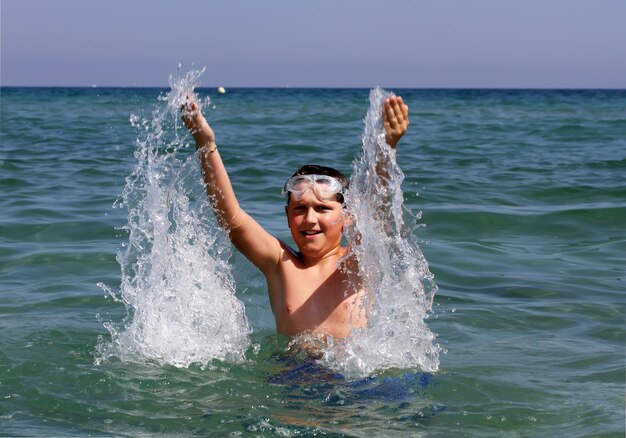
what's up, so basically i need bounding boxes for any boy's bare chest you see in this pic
[269,262,362,337]
[283,266,350,309]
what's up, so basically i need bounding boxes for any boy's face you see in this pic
[285,189,344,258]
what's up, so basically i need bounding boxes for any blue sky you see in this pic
[2,0,625,88]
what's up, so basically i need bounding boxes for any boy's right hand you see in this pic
[182,99,216,149]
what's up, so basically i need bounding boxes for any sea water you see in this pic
[1,82,624,436]
[96,67,251,366]
[322,87,440,376]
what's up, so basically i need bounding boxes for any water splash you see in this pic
[96,66,251,367]
[321,87,440,377]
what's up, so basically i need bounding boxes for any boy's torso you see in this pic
[266,242,365,338]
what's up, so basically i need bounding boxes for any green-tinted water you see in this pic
[1,87,624,436]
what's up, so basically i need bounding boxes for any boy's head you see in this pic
[283,165,349,257]
[283,164,349,205]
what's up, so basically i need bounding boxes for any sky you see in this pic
[1,0,625,88]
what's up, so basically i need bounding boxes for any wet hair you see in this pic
[286,164,349,205]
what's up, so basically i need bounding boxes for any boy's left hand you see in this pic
[382,96,409,149]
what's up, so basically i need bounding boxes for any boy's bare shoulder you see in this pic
[277,240,304,266]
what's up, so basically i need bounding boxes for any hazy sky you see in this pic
[2,0,625,88]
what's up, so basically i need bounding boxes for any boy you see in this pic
[182,95,409,339]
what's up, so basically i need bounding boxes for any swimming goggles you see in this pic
[282,174,345,200]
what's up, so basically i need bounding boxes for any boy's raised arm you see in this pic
[182,101,281,274]
[377,96,409,181]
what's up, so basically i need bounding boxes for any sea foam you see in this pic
[320,87,440,376]
[96,66,251,367]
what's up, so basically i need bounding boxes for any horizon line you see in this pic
[1,85,625,91]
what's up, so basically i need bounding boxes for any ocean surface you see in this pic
[1,85,624,437]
